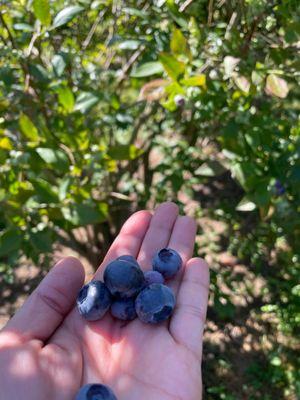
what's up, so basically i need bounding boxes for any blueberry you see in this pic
[77,281,112,321]
[75,383,117,400]
[274,179,285,196]
[135,283,176,324]
[152,248,182,279]
[111,297,137,321]
[104,260,145,298]
[117,255,139,267]
[144,270,165,286]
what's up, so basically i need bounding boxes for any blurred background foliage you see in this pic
[0,0,299,398]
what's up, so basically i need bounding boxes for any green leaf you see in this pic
[119,40,141,50]
[123,7,148,18]
[74,92,99,113]
[181,75,206,87]
[159,53,185,80]
[32,178,59,203]
[57,86,74,112]
[13,23,34,32]
[195,160,226,177]
[36,147,69,171]
[52,5,84,29]
[52,54,66,77]
[108,145,143,160]
[171,28,188,55]
[0,229,22,257]
[236,197,256,212]
[62,202,108,226]
[130,62,164,78]
[19,114,39,142]
[33,0,51,26]
[58,177,70,201]
[30,229,53,252]
[265,74,289,98]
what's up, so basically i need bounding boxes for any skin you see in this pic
[0,202,209,400]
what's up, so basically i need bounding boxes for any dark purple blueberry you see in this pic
[75,383,117,399]
[117,255,139,267]
[144,270,165,286]
[111,298,137,321]
[135,283,176,324]
[77,281,112,321]
[104,260,145,298]
[174,94,185,107]
[152,248,182,279]
[274,179,285,196]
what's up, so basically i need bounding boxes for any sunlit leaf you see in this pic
[195,160,226,176]
[0,137,12,150]
[52,5,84,28]
[233,75,250,93]
[236,197,256,211]
[223,56,240,78]
[171,28,189,56]
[159,53,185,80]
[131,62,164,78]
[52,54,66,77]
[108,145,143,160]
[74,92,99,113]
[33,0,51,26]
[19,114,39,142]
[119,40,141,50]
[36,147,69,171]
[265,74,289,98]
[181,75,206,87]
[57,86,74,112]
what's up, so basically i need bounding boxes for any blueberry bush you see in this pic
[0,0,299,398]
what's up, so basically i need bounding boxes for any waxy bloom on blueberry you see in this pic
[144,270,165,286]
[135,283,176,324]
[117,254,139,267]
[152,248,182,279]
[77,281,112,321]
[104,259,145,298]
[111,297,137,321]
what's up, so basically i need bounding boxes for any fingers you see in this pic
[93,210,152,280]
[169,257,209,359]
[167,216,197,295]
[3,257,85,341]
[137,202,179,270]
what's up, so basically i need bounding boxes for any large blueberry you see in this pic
[77,281,112,321]
[144,270,165,286]
[117,254,139,267]
[75,383,117,400]
[111,298,137,321]
[152,248,182,279]
[104,260,145,298]
[135,283,176,324]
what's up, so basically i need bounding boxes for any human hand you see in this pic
[0,202,209,400]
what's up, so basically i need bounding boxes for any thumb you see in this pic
[2,257,85,341]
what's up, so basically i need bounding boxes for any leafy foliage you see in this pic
[0,0,299,398]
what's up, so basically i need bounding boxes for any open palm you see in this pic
[0,202,209,400]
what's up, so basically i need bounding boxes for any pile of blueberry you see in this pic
[75,248,182,399]
[76,248,182,324]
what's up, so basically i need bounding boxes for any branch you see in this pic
[0,11,16,48]
[82,9,106,50]
[117,45,145,85]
